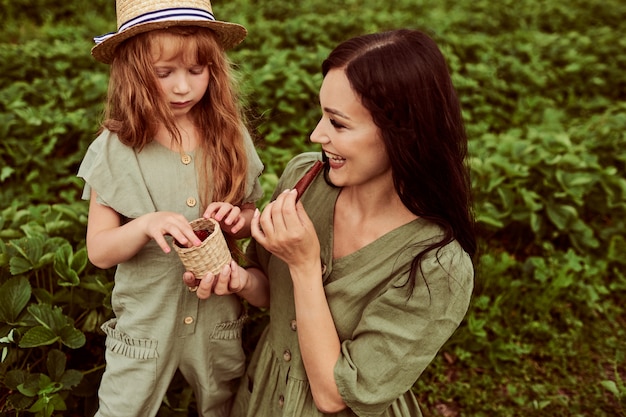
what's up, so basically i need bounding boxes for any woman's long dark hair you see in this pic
[322,29,476,292]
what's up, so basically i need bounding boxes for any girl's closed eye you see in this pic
[189,66,206,75]
[155,68,171,78]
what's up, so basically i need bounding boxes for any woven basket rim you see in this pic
[174,217,220,254]
[173,217,231,276]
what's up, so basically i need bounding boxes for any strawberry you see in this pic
[194,229,210,241]
[174,229,210,248]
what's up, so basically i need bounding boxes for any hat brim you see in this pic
[91,20,247,64]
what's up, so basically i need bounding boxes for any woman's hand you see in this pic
[183,260,270,307]
[251,189,321,274]
[182,260,246,299]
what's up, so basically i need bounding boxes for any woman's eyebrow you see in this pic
[324,107,351,120]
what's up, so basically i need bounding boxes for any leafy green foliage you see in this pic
[1,0,625,416]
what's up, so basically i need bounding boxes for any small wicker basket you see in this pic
[173,217,231,277]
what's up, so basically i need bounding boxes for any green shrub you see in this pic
[1,0,625,415]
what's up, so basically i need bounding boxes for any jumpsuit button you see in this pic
[184,316,194,325]
[186,197,197,207]
[283,349,291,362]
[181,154,192,165]
[290,319,297,331]
[278,395,285,408]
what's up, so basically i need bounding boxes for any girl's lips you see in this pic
[171,101,191,108]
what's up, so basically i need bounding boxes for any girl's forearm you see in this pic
[87,216,153,269]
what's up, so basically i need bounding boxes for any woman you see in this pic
[185,29,476,416]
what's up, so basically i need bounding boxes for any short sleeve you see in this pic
[77,130,157,218]
[333,245,474,417]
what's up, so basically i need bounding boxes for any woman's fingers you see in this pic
[213,263,233,295]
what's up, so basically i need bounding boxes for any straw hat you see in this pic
[92,0,247,64]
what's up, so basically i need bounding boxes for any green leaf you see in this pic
[1,165,14,181]
[17,382,40,397]
[600,380,619,396]
[9,235,45,264]
[9,256,35,275]
[4,369,28,390]
[60,369,83,390]
[71,247,88,273]
[608,234,626,265]
[19,326,59,348]
[6,392,34,410]
[545,203,578,230]
[46,349,66,382]
[59,325,86,349]
[27,304,67,332]
[0,276,31,324]
[53,243,87,286]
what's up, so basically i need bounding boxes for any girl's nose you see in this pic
[173,75,191,94]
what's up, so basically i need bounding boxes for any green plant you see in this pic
[601,351,625,417]
[3,349,82,417]
[1,0,625,415]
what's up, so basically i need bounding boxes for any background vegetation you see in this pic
[1,0,625,416]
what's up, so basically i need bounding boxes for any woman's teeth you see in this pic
[325,152,345,162]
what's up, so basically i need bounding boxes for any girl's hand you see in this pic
[204,202,256,238]
[140,211,202,252]
[204,202,245,235]
[183,260,248,299]
[251,189,321,271]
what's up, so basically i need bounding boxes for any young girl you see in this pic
[185,29,476,417]
[78,1,263,416]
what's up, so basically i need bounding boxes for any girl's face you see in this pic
[310,68,390,188]
[151,33,210,120]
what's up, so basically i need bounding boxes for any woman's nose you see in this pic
[310,119,327,144]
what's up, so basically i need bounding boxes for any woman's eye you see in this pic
[190,67,205,75]
[330,119,345,129]
[155,71,170,78]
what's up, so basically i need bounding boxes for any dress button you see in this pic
[181,154,192,165]
[186,197,197,207]
[321,262,327,275]
[289,319,297,331]
[184,316,194,324]
[283,349,291,362]
[278,395,285,408]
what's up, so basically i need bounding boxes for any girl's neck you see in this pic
[154,119,198,152]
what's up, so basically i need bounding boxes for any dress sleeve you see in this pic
[334,244,474,417]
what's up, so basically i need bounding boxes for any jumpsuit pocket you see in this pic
[208,314,248,384]
[98,319,159,413]
[210,313,248,340]
[102,319,159,359]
